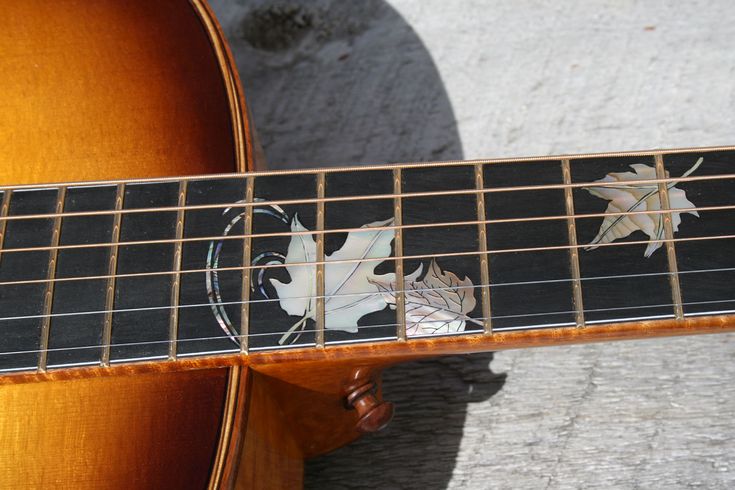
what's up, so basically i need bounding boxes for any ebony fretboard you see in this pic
[1,147,734,373]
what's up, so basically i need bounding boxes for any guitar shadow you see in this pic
[211,0,463,169]
[210,0,506,487]
[307,354,506,489]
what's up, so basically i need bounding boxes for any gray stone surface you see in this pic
[210,1,735,488]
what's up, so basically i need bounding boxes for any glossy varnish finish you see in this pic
[0,369,228,488]
[4,1,735,487]
[233,372,305,489]
[1,0,242,185]
[0,1,249,488]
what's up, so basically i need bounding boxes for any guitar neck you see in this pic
[1,146,735,376]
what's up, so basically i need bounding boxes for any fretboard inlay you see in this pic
[1,148,734,373]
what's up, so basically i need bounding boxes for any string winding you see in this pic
[1,155,734,367]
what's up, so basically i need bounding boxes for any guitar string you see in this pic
[1,202,734,256]
[5,145,735,194]
[0,162,727,284]
[0,170,732,223]
[0,230,734,289]
[0,264,734,324]
[1,162,733,361]
[1,296,734,360]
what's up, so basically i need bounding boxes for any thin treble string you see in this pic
[1,264,735,324]
[2,202,735,256]
[0,323,464,358]
[2,297,735,359]
[1,171,733,223]
[1,231,735,289]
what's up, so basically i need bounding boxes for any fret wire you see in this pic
[6,278,735,329]
[2,171,733,224]
[6,295,735,363]
[0,190,11,266]
[3,146,734,371]
[7,267,735,328]
[561,160,585,328]
[239,176,255,354]
[3,144,735,194]
[0,278,667,322]
[218,232,735,270]
[37,186,66,371]
[393,168,407,341]
[315,173,326,348]
[167,181,188,361]
[101,184,125,367]
[474,163,492,334]
[0,281,624,324]
[2,201,733,257]
[655,154,684,320]
[3,231,735,290]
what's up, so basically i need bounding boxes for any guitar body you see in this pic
[11,3,730,489]
[0,2,379,487]
[0,370,230,488]
[2,0,248,186]
[0,1,283,488]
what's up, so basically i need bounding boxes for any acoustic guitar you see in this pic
[1,1,734,488]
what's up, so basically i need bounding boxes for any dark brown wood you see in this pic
[345,381,394,433]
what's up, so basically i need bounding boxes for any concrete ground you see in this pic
[211,1,735,488]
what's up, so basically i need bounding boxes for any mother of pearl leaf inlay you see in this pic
[250,213,478,344]
[583,158,703,258]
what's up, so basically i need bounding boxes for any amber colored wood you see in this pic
[206,364,379,489]
[233,372,304,490]
[0,1,361,484]
[6,1,735,487]
[252,312,735,371]
[0,2,268,488]
[4,311,729,486]
[225,368,390,488]
[212,314,735,470]
[0,369,228,488]
[214,313,735,462]
[0,0,372,486]
[209,367,250,489]
[0,0,248,186]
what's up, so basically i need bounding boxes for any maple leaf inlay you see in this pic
[270,215,396,344]
[583,158,702,258]
[261,214,480,343]
[371,260,482,336]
